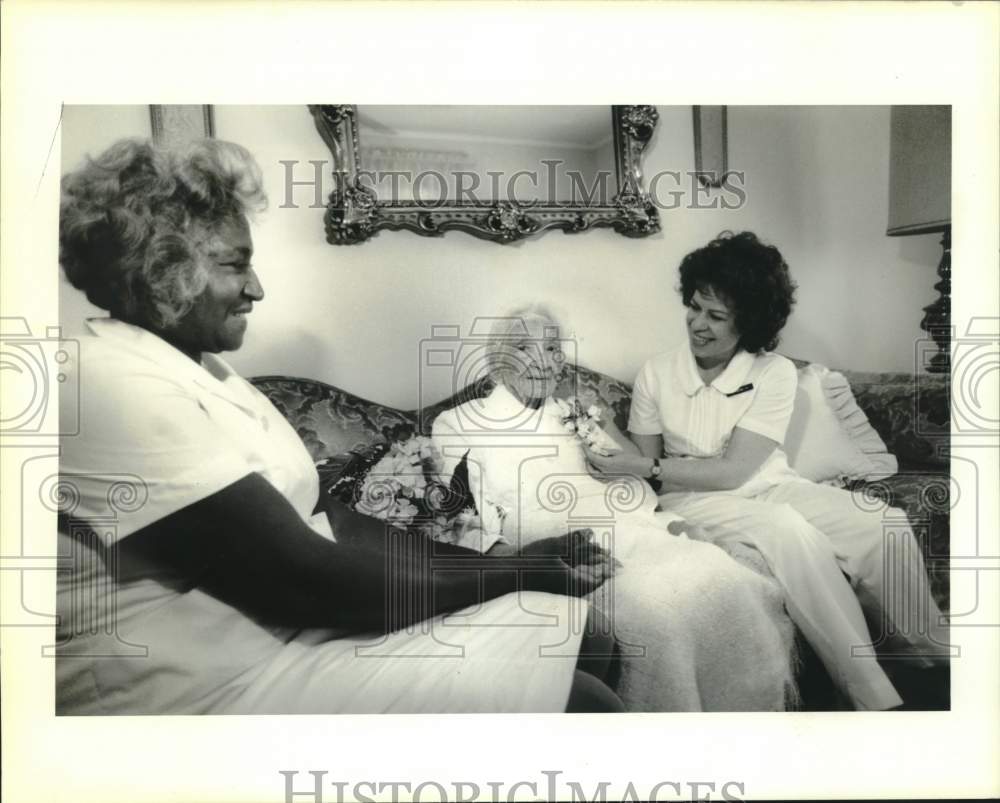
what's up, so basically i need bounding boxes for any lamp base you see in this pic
[920,228,951,374]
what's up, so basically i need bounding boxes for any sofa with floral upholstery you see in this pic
[250,362,951,705]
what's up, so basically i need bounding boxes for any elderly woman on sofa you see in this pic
[55,137,623,714]
[585,231,951,710]
[431,306,799,711]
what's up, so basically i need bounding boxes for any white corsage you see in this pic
[554,397,622,456]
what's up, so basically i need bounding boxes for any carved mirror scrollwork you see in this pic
[308,105,660,245]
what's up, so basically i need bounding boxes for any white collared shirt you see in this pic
[59,318,331,542]
[629,344,800,497]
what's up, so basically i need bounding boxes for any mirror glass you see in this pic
[356,105,615,204]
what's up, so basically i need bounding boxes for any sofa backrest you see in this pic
[252,363,950,469]
[250,376,416,460]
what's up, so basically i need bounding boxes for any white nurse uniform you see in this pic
[630,344,950,710]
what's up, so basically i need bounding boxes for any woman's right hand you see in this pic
[519,528,620,568]
[522,555,614,598]
[518,529,617,597]
[564,558,615,595]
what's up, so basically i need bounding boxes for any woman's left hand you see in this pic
[582,442,650,477]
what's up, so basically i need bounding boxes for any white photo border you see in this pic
[2,2,998,801]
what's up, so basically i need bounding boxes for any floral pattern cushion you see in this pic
[251,376,416,460]
[839,371,949,470]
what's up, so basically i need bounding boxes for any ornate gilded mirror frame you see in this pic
[307,105,660,245]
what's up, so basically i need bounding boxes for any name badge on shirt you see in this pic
[725,383,754,397]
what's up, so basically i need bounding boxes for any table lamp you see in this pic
[887,105,952,373]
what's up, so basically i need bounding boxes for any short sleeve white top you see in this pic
[59,318,331,541]
[628,344,800,497]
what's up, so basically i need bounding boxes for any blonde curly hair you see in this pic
[60,138,266,329]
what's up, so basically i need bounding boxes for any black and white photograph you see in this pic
[53,101,954,717]
[2,3,998,802]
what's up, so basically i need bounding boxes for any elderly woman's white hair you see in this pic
[484,302,570,384]
[59,137,266,330]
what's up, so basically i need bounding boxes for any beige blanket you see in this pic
[593,532,798,712]
[434,387,798,712]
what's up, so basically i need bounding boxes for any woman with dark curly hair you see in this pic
[586,231,950,710]
[56,137,622,715]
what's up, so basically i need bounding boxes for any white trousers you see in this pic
[662,479,950,710]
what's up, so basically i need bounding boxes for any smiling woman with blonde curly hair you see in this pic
[60,138,267,333]
[56,138,623,715]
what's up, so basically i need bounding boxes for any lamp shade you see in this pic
[887,106,951,236]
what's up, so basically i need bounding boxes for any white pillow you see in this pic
[784,364,897,483]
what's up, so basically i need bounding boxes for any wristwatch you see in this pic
[648,458,662,479]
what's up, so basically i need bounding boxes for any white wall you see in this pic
[722,107,942,374]
[60,105,944,409]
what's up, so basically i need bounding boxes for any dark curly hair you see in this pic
[60,138,266,330]
[678,231,797,353]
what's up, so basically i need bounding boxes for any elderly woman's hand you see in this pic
[665,517,713,541]
[582,442,652,478]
